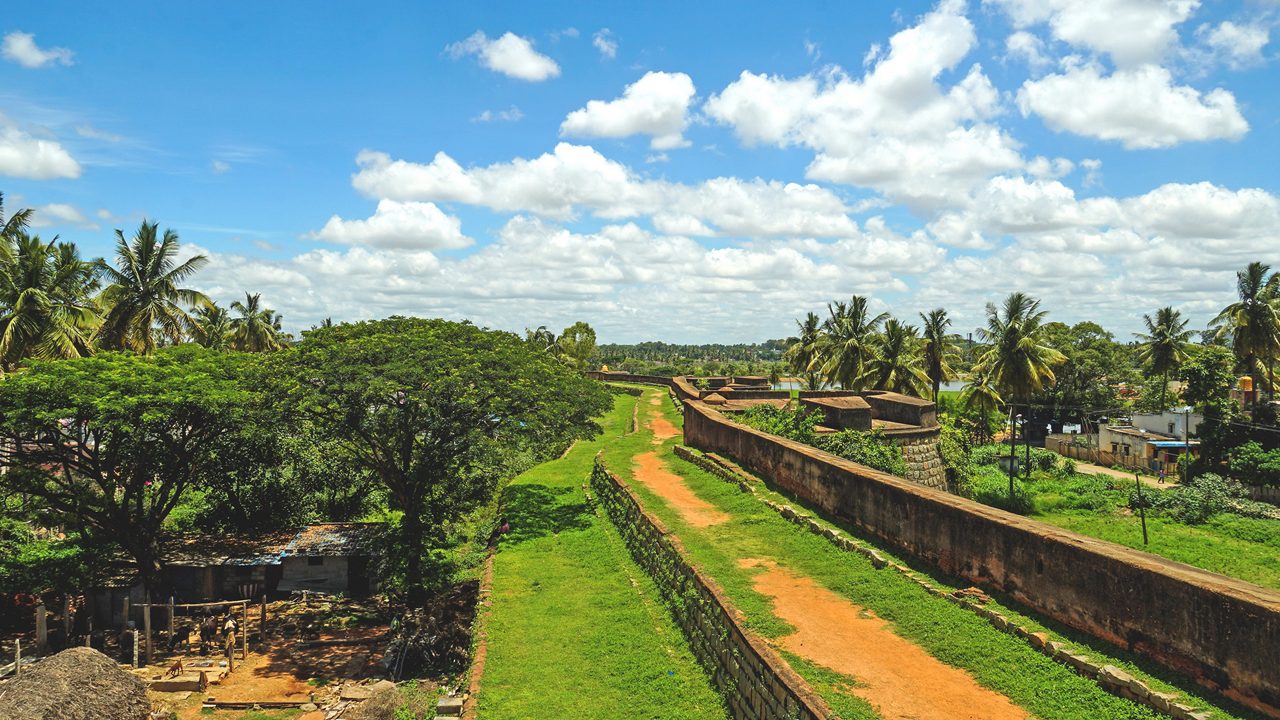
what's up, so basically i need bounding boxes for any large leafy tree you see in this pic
[0,232,101,369]
[0,346,272,596]
[96,221,210,353]
[1135,306,1193,410]
[816,296,888,391]
[865,319,930,396]
[1211,262,1280,401]
[276,317,612,604]
[975,292,1066,414]
[919,308,958,402]
[1031,321,1137,422]
[557,321,597,369]
[783,312,823,391]
[230,292,285,352]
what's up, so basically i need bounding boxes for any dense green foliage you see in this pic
[276,317,612,604]
[1229,442,1280,486]
[737,404,907,476]
[0,345,271,592]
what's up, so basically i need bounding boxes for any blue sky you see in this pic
[2,0,1278,342]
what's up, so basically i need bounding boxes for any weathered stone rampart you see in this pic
[683,400,1280,717]
[589,457,833,720]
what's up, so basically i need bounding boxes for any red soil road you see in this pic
[647,413,680,444]
[738,558,1031,720]
[632,452,730,528]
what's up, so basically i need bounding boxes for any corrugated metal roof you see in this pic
[283,523,381,557]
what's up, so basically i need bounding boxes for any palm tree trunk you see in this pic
[1159,370,1167,410]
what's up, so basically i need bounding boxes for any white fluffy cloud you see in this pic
[350,142,860,237]
[445,31,560,81]
[1197,21,1270,69]
[28,202,97,230]
[705,2,1024,210]
[309,199,472,250]
[1017,62,1248,148]
[0,124,81,179]
[989,0,1199,67]
[2,31,74,68]
[561,71,695,149]
[592,29,618,59]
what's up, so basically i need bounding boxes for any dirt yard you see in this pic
[739,558,1028,720]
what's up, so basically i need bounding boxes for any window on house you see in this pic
[1169,422,1176,435]
[307,557,324,566]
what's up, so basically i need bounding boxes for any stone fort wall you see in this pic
[589,458,833,720]
[682,399,1280,717]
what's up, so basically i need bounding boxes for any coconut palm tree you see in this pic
[1211,262,1280,401]
[919,308,959,403]
[0,192,33,247]
[783,312,823,391]
[960,372,1003,443]
[866,319,931,396]
[229,292,284,352]
[192,303,233,350]
[96,221,210,353]
[0,232,101,368]
[1134,306,1193,410]
[974,292,1066,415]
[815,296,888,391]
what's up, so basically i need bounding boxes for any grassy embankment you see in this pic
[474,391,726,720]
[615,387,1265,720]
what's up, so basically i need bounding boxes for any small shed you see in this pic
[277,523,380,597]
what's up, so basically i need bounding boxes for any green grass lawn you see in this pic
[966,461,1280,592]
[475,392,726,720]
[617,388,1265,720]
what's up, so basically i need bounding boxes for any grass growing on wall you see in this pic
[623,388,1264,720]
[475,393,726,720]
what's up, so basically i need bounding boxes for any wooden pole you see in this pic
[63,595,72,643]
[132,630,139,668]
[168,596,175,637]
[259,595,267,649]
[143,602,153,664]
[35,604,47,653]
[240,602,248,660]
[14,638,20,676]
[121,596,129,629]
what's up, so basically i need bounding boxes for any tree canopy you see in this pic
[275,316,611,604]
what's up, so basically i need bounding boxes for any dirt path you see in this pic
[633,452,729,528]
[647,413,679,444]
[1071,460,1177,489]
[739,558,1031,720]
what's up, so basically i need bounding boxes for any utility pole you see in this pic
[1135,472,1149,545]
[1183,406,1191,485]
[1009,412,1021,500]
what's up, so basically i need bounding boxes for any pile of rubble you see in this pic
[0,647,150,720]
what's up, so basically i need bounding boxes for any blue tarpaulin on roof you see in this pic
[1150,441,1197,448]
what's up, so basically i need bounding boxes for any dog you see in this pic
[165,659,184,678]
[166,622,195,654]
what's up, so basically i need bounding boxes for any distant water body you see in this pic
[773,379,970,392]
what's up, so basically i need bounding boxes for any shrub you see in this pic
[1143,473,1244,525]
[1228,442,1280,487]
[818,429,908,476]
[963,468,1033,515]
[738,405,820,445]
[938,415,976,488]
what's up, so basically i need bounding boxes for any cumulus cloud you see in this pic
[705,2,1024,210]
[445,31,560,81]
[1017,62,1248,148]
[1196,20,1270,69]
[2,31,74,68]
[1005,31,1052,70]
[308,199,472,250]
[592,29,618,59]
[29,202,98,230]
[561,71,696,149]
[988,0,1199,67]
[350,142,859,236]
[0,124,81,180]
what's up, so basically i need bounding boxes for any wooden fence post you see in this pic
[34,604,47,653]
[132,630,139,668]
[143,603,153,665]
[259,596,267,649]
[63,595,72,644]
[240,601,248,660]
[14,638,20,676]
[121,596,129,629]
[168,596,175,638]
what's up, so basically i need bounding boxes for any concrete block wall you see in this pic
[682,400,1280,718]
[890,431,947,490]
[590,459,833,720]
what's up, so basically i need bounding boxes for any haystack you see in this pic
[0,647,149,720]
